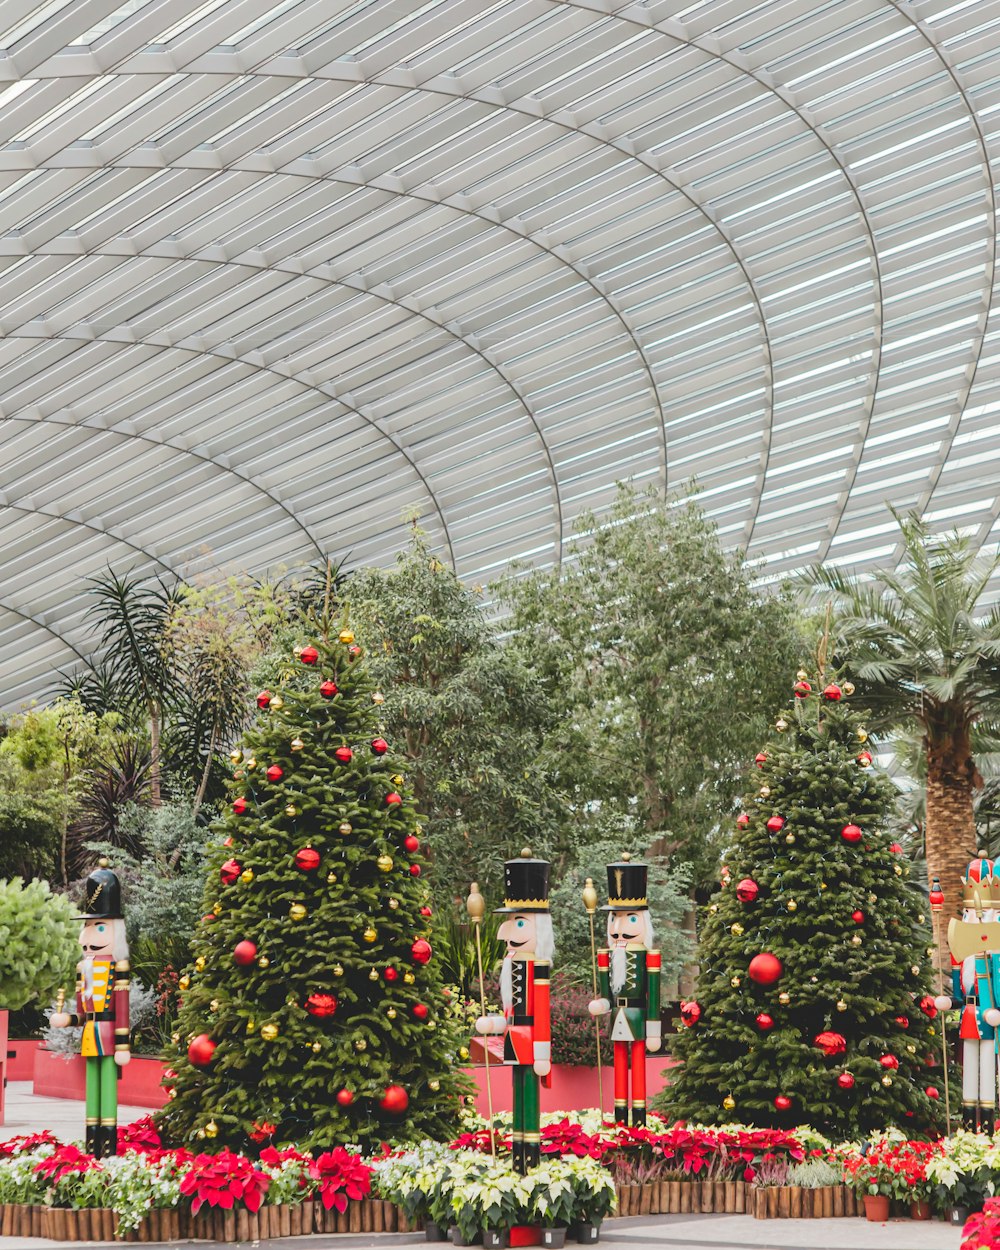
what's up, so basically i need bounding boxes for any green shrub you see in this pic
[0,878,77,1010]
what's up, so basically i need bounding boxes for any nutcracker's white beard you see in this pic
[498,917,554,1010]
[608,913,654,994]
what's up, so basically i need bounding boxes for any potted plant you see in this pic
[528,1162,576,1248]
[565,1156,616,1243]
[372,1142,458,1241]
[927,1130,994,1223]
[842,1145,894,1221]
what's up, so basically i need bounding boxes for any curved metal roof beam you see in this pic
[881,0,997,561]
[0,598,90,667]
[550,0,884,554]
[1,324,458,569]
[10,241,562,565]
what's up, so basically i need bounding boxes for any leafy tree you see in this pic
[502,483,799,884]
[159,616,471,1150]
[659,675,942,1137]
[807,511,1000,937]
[346,527,563,902]
[0,879,77,1011]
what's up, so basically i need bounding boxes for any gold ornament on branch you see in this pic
[333,964,344,977]
[369,969,379,981]
[270,696,284,711]
[195,956,206,972]
[290,738,304,752]
[339,629,355,644]
[730,922,744,936]
[241,869,254,883]
[246,758,257,770]
[388,898,400,909]
[731,976,741,987]
[843,682,855,696]
[206,1121,218,1138]
[230,749,242,764]
[355,1039,367,1051]
[778,992,790,1005]
[327,872,338,884]
[377,855,394,873]
[851,935,862,946]
[363,925,377,942]
[179,975,190,990]
[429,1079,440,1091]
[403,972,415,984]
[786,900,797,912]
[285,805,297,817]
[290,903,307,921]
[785,833,795,844]
[247,1021,255,1032]
[210,999,220,1012]
[775,718,788,732]
[312,1041,322,1053]
[258,956,269,969]
[836,1000,847,1012]
[261,1023,279,1041]
[722,1094,736,1111]
[372,692,385,705]
[387,1007,397,1019]
[339,823,352,836]
[760,785,771,797]
[881,1075,893,1086]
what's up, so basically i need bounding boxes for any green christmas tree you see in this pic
[660,670,944,1136]
[158,612,471,1150]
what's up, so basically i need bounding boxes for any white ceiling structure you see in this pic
[0,0,998,706]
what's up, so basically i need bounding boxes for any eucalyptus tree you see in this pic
[808,511,1000,930]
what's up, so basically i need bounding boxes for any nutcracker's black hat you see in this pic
[77,860,124,920]
[494,848,550,913]
[600,854,649,911]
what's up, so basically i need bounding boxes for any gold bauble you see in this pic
[836,999,848,1012]
[786,900,797,912]
[339,629,355,644]
[167,1089,176,1100]
[195,956,206,972]
[247,1020,255,1032]
[285,804,297,817]
[196,1129,205,1140]
[363,925,377,943]
[427,1020,436,1029]
[392,774,404,786]
[241,869,254,883]
[377,854,394,873]
[293,645,303,656]
[312,1040,322,1053]
[775,718,788,732]
[731,976,741,988]
[205,1120,218,1138]
[458,1046,470,1060]
[842,681,855,696]
[709,903,719,914]
[369,968,379,981]
[269,696,284,710]
[179,975,190,990]
[210,999,220,1012]
[327,872,338,884]
[333,964,344,977]
[778,992,791,1005]
[760,785,771,797]
[869,893,878,904]
[355,1038,367,1051]
[907,1044,916,1054]
[258,956,269,968]
[881,1075,893,1086]
[387,1007,397,1019]
[388,898,400,909]
[403,972,415,984]
[246,757,257,770]
[722,1094,736,1111]
[731,922,744,936]
[290,737,304,752]
[928,1025,936,1036]
[796,669,809,681]
[429,1079,441,1091]
[339,822,353,836]
[372,692,385,705]
[851,935,862,946]
[911,965,921,975]
[820,882,827,890]
[856,727,867,742]
[918,914,925,924]
[894,864,903,876]
[261,1023,279,1041]
[212,901,222,915]
[171,1031,180,1044]
[229,749,242,764]
[785,833,795,844]
[290,903,307,921]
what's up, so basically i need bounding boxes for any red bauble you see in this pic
[680,1001,701,1027]
[793,680,811,698]
[851,910,865,924]
[736,813,750,828]
[857,750,873,766]
[202,913,217,924]
[383,967,399,982]
[188,1034,216,1067]
[409,864,421,877]
[748,953,782,985]
[895,1015,910,1029]
[386,792,402,806]
[256,690,272,709]
[926,1086,940,1100]
[305,993,337,1017]
[736,878,759,903]
[889,841,903,853]
[880,1054,899,1070]
[765,815,785,833]
[380,1085,409,1114]
[822,683,842,701]
[841,824,862,844]
[336,1088,354,1107]
[371,738,388,755]
[419,906,432,917]
[813,1031,846,1057]
[320,680,338,698]
[232,797,248,815]
[755,1013,774,1031]
[334,746,353,764]
[300,646,319,665]
[919,995,937,1019]
[220,858,241,886]
[411,939,432,965]
[774,1095,792,1111]
[233,940,257,966]
[404,835,420,853]
[349,644,361,657]
[266,765,283,782]
[294,847,321,872]
[754,752,768,769]
[837,1072,855,1090]
[412,1003,429,1020]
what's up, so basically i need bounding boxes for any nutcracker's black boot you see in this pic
[524,1141,540,1171]
[963,1103,978,1132]
[614,1103,628,1125]
[981,1109,995,1137]
[631,1104,646,1127]
[85,1125,98,1157]
[512,1137,524,1175]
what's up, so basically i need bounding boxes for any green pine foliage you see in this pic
[157,621,472,1151]
[0,878,77,1011]
[659,677,944,1137]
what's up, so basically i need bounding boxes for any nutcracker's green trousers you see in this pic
[85,1057,117,1158]
[512,1066,539,1174]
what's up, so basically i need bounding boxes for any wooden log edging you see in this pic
[0,1198,416,1241]
[611,1181,860,1219]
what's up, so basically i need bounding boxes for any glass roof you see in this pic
[0,0,998,705]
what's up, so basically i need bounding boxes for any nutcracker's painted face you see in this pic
[80,919,115,959]
[608,910,644,946]
[498,912,540,956]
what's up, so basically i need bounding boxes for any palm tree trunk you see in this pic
[149,700,162,806]
[193,723,218,817]
[925,728,978,977]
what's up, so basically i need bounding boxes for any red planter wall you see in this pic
[6,1040,40,1081]
[33,1049,169,1108]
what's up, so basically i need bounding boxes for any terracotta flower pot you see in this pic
[863,1194,890,1222]
[910,1199,931,1220]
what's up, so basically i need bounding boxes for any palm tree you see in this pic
[807,510,1000,954]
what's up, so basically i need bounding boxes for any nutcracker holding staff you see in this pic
[588,854,660,1126]
[50,860,130,1157]
[476,849,553,1173]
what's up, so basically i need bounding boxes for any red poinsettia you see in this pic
[0,1130,59,1157]
[34,1144,101,1181]
[249,1121,277,1144]
[118,1115,162,1153]
[178,1149,270,1214]
[963,1196,1000,1250]
[307,1147,372,1212]
[813,1031,847,1057]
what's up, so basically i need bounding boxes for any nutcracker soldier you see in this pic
[50,860,130,1157]
[588,854,661,1126]
[476,849,552,1173]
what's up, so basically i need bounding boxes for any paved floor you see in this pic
[0,1085,961,1249]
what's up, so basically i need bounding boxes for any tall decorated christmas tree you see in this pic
[158,610,471,1150]
[661,669,944,1136]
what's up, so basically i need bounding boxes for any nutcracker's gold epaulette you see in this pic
[115,959,130,972]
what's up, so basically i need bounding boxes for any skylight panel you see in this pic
[156,0,229,44]
[68,0,152,46]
